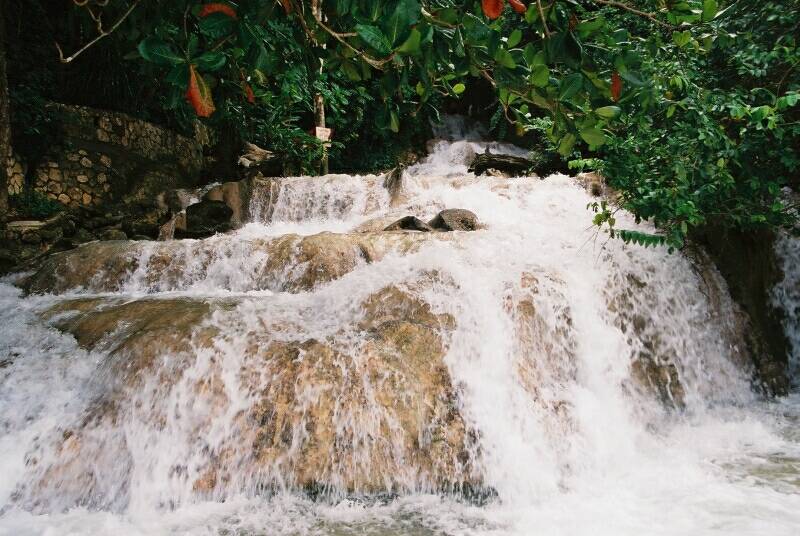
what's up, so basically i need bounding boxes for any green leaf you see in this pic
[579,127,606,147]
[494,49,517,69]
[452,83,466,95]
[530,65,549,87]
[198,13,236,38]
[557,133,576,156]
[507,29,522,48]
[341,61,361,81]
[165,64,189,87]
[524,4,535,23]
[777,92,799,109]
[619,71,644,86]
[337,0,352,15]
[193,51,226,72]
[389,109,400,132]
[702,0,717,21]
[138,37,184,66]
[384,0,420,46]
[396,28,421,55]
[524,44,545,67]
[594,105,620,119]
[672,30,692,48]
[187,34,199,58]
[558,73,583,101]
[576,16,605,37]
[356,24,392,56]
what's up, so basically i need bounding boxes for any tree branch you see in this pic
[536,0,552,38]
[592,0,673,29]
[307,0,393,68]
[56,0,142,64]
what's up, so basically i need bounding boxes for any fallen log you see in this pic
[468,150,532,176]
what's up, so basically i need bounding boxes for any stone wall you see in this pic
[5,148,24,195]
[34,149,112,207]
[29,104,204,208]
[56,104,202,175]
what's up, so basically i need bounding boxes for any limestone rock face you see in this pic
[24,232,452,295]
[20,284,478,509]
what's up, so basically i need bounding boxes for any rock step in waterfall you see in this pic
[1,131,799,535]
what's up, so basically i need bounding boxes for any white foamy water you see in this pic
[1,132,800,535]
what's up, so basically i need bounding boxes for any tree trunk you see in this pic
[310,0,328,175]
[314,92,328,175]
[0,4,11,223]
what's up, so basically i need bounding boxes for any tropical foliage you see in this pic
[7,1,799,249]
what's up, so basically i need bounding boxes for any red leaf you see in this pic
[508,0,526,14]
[611,71,622,102]
[244,83,255,104]
[198,3,237,19]
[482,0,504,19]
[186,65,216,117]
[280,0,293,14]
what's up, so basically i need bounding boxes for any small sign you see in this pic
[315,127,332,142]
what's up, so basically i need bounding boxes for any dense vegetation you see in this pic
[1,0,798,250]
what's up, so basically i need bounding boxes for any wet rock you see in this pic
[383,166,404,204]
[0,249,17,274]
[352,216,399,233]
[181,199,233,238]
[21,230,42,244]
[100,229,127,241]
[203,181,249,227]
[39,225,63,243]
[428,209,481,231]
[24,232,452,295]
[630,357,686,409]
[30,285,478,499]
[59,218,77,238]
[691,226,790,396]
[72,228,95,244]
[577,172,604,196]
[122,221,160,239]
[383,215,433,232]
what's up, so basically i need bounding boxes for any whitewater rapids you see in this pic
[1,134,799,535]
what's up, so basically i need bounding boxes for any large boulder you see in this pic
[202,179,252,227]
[19,284,479,508]
[180,199,233,238]
[428,209,481,231]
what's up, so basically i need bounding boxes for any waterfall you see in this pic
[1,134,799,535]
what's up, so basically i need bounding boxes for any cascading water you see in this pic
[1,129,800,535]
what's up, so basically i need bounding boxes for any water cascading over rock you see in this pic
[2,129,799,535]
